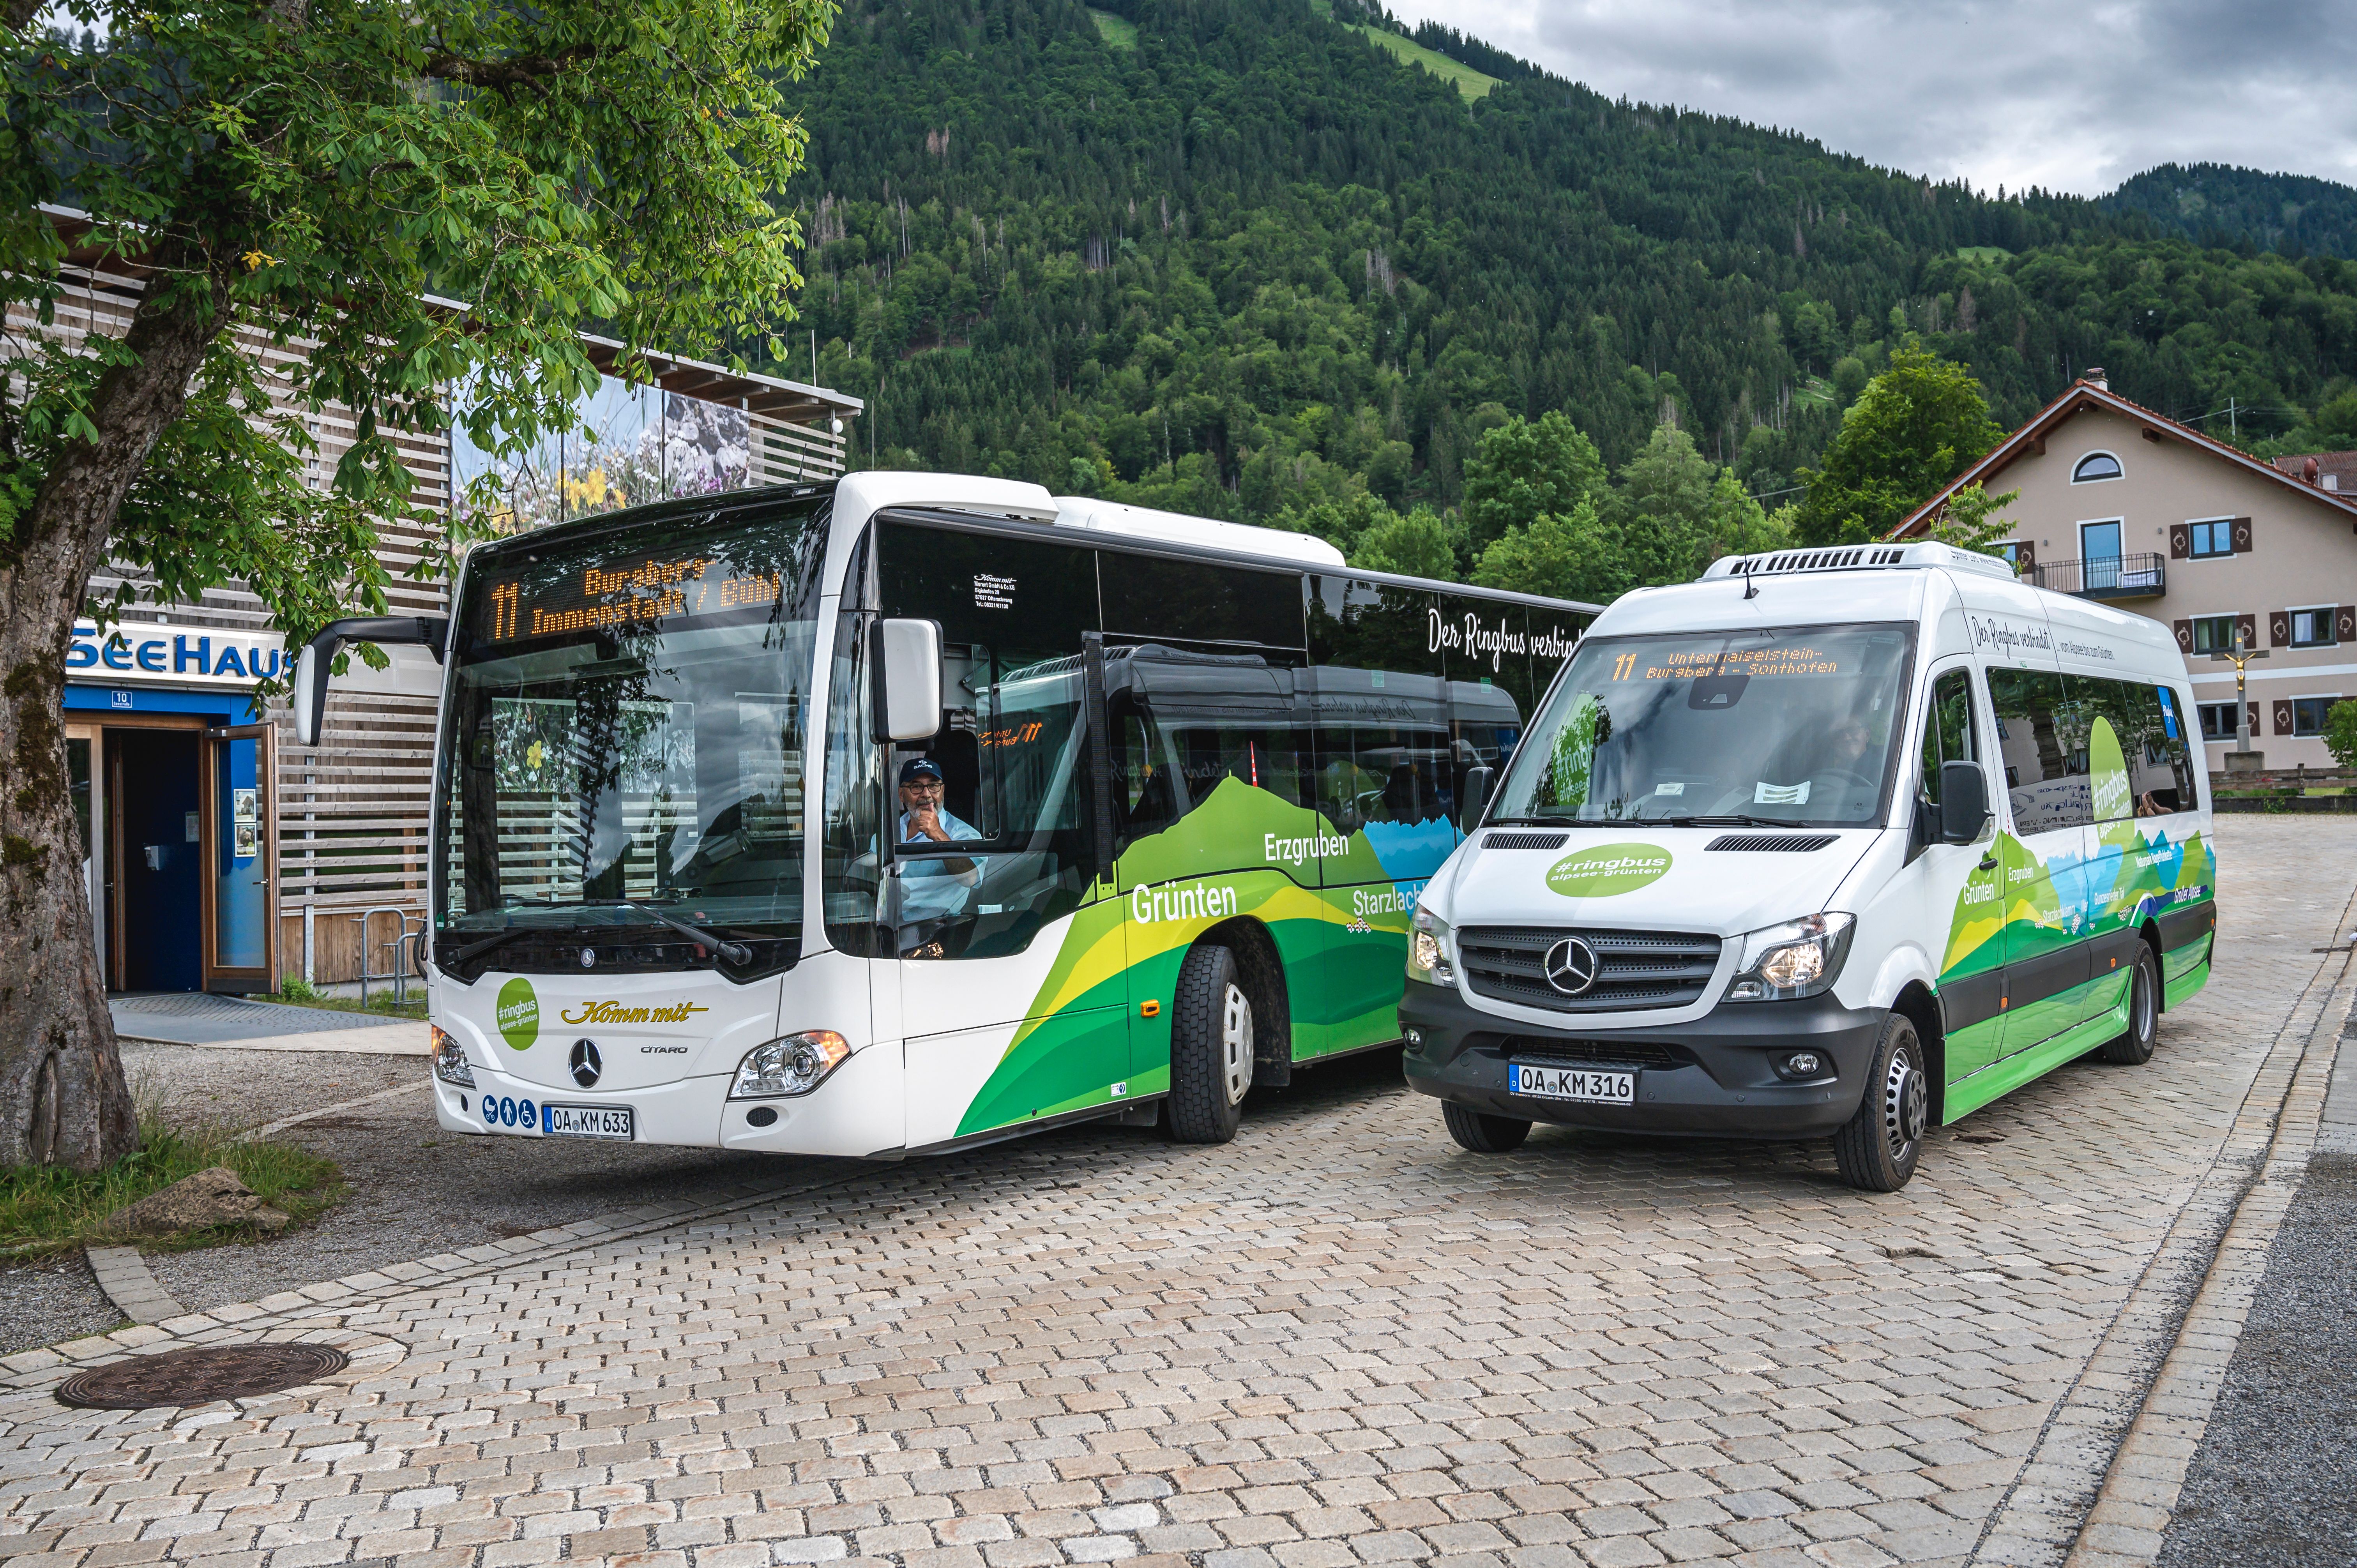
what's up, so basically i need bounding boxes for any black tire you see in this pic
[1442,1101,1531,1153]
[2095,941,2161,1065]
[1832,1012,1929,1192]
[1166,944,1253,1143]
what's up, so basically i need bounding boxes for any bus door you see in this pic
[876,524,1132,1146]
[1986,666,2094,1058]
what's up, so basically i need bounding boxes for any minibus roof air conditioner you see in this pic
[1698,540,2018,583]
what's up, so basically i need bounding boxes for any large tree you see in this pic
[1795,342,2005,545]
[0,0,834,1170]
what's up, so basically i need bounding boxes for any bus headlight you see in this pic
[1408,908,1456,986]
[1726,913,1856,1002]
[431,1026,474,1087]
[730,1031,852,1098]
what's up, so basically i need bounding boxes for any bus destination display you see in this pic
[478,554,787,642]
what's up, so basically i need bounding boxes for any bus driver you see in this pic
[896,756,982,927]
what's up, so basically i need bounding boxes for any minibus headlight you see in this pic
[1726,913,1856,1002]
[1408,908,1456,986]
[731,1031,852,1098]
[431,1026,475,1087]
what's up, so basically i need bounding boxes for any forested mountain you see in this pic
[2104,164,2357,261]
[775,0,2357,550]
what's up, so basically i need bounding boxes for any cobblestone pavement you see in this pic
[0,818,2348,1568]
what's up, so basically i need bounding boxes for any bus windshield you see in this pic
[434,496,830,966]
[1490,623,1915,828]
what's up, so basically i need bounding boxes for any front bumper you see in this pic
[1398,981,1885,1140]
[431,1042,906,1157]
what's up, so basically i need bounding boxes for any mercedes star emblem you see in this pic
[569,1038,603,1088]
[1542,936,1601,996]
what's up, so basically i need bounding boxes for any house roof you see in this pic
[2271,449,2357,492]
[1889,378,2357,537]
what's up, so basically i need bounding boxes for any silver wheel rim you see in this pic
[1883,1042,1927,1164]
[2134,957,2157,1045]
[1221,982,1255,1106]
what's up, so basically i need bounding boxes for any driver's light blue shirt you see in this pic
[898,807,982,874]
[898,807,984,922]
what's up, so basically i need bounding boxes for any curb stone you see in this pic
[81,1243,182,1325]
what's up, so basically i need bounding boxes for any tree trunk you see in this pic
[0,260,233,1170]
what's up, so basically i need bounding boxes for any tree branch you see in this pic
[423,44,598,93]
[5,0,48,33]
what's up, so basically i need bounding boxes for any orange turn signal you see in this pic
[1140,1000,1161,1018]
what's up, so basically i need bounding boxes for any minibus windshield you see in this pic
[433,497,830,953]
[1490,623,1914,828]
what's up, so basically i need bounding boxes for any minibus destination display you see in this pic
[1604,644,1844,680]
[475,554,786,642]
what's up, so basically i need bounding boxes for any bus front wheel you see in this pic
[1442,1102,1530,1153]
[1168,944,1254,1143]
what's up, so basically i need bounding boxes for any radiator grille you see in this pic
[1458,925,1722,1013]
[1702,833,1838,853]
[1502,1037,1683,1070]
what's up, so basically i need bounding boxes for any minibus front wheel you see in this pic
[1832,1013,1929,1191]
[1442,1102,1530,1154]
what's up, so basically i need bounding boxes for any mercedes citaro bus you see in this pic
[1400,541,2216,1190]
[295,474,1595,1155]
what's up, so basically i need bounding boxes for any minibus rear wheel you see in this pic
[1442,1102,1531,1153]
[1167,944,1253,1143]
[1832,1013,1928,1191]
[2094,943,2161,1065]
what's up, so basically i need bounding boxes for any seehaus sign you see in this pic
[67,617,288,689]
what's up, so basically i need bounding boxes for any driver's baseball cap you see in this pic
[898,757,944,786]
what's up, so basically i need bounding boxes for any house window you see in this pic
[2187,520,2233,558]
[2289,608,2338,648]
[2072,452,2123,483]
[2292,697,2344,737]
[2197,703,2242,742]
[2189,615,2239,655]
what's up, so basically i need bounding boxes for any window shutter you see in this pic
[2338,606,2355,644]
[2232,517,2255,552]
[2237,613,2256,650]
[2172,618,2193,653]
[2272,699,2295,736]
[2248,702,2261,736]
[2168,525,2190,560]
[2269,610,2292,647]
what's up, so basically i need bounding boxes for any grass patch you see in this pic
[274,977,426,1019]
[1348,25,1498,102]
[1088,8,1137,51]
[0,1113,345,1260]
[1956,245,2012,263]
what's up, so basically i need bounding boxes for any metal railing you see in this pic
[2028,552,2166,598]
[351,905,426,1008]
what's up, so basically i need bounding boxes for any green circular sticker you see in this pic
[1546,843,1674,898]
[495,976,540,1051]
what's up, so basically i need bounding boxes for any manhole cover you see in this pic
[56,1343,349,1409]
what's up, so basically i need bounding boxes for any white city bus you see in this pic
[297,474,1594,1155]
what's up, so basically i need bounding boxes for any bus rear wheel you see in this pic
[1442,1101,1530,1153]
[1168,944,1254,1143]
[2096,943,2161,1064]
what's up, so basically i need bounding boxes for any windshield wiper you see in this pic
[445,926,542,968]
[1638,814,1817,829]
[460,897,755,965]
[614,901,754,964]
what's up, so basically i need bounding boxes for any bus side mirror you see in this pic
[1939,761,1990,844]
[293,643,326,748]
[876,618,943,742]
[291,615,447,747]
[1460,766,1495,835]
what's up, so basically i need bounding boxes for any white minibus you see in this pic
[1401,541,2216,1189]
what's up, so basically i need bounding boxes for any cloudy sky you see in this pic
[1375,0,2357,197]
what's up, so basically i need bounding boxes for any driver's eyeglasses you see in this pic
[902,778,944,792]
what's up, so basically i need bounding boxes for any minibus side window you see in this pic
[1987,668,2094,833]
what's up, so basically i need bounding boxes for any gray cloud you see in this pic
[1377,0,2357,196]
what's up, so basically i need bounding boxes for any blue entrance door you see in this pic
[113,729,204,992]
[205,725,276,991]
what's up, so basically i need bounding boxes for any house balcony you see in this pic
[2027,552,2165,600]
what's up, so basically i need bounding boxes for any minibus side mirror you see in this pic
[875,618,944,742]
[1460,766,1495,835]
[1939,761,1991,844]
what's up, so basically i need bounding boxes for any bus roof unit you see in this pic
[1699,541,2018,582]
[1053,495,1348,569]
